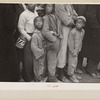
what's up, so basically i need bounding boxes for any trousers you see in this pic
[22,39,34,82]
[47,38,60,79]
[33,54,46,82]
[57,26,71,68]
[67,51,78,76]
[86,59,99,74]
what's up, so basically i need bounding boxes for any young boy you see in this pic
[67,16,86,83]
[31,16,47,82]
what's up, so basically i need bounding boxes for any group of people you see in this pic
[0,4,100,83]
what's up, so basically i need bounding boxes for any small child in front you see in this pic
[67,16,86,83]
[31,16,46,82]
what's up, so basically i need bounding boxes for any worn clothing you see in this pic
[42,14,60,43]
[68,28,85,55]
[14,4,26,42]
[22,36,34,82]
[55,4,77,27]
[47,39,60,78]
[18,9,38,81]
[18,9,38,41]
[55,4,77,68]
[31,30,46,81]
[67,28,85,75]
[73,5,88,70]
[31,30,46,59]
[42,14,60,81]
[33,55,45,82]
[14,4,26,72]
[79,5,100,74]
[86,59,99,74]
[57,26,71,68]
[67,52,78,75]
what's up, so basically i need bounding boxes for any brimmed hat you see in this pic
[77,16,86,22]
[36,6,44,11]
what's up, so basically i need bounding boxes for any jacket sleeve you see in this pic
[74,30,85,54]
[42,16,57,42]
[31,35,44,59]
[68,31,74,53]
[81,29,85,41]
[18,12,31,41]
[74,33,80,54]
[80,29,85,51]
[86,5,100,30]
[55,4,74,26]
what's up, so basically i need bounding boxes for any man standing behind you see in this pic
[55,4,77,82]
[80,5,100,78]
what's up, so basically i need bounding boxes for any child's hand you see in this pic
[53,32,59,37]
[72,15,78,20]
[44,45,47,49]
[50,31,59,37]
[50,31,54,35]
[72,50,77,57]
[73,52,77,57]
[53,32,56,35]
[26,35,31,41]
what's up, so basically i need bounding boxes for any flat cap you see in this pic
[77,16,86,22]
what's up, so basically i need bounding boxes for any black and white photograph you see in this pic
[1,3,100,83]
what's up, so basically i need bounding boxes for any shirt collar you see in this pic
[34,29,43,39]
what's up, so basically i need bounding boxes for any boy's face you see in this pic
[76,19,85,29]
[27,4,36,11]
[35,17,43,29]
[46,4,53,14]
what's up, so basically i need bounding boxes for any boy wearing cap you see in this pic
[67,16,86,83]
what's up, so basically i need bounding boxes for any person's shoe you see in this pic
[58,75,70,83]
[30,80,35,82]
[75,69,83,74]
[40,77,48,82]
[47,76,62,82]
[56,79,63,83]
[70,75,79,83]
[61,76,70,83]
[52,77,62,82]
[89,73,100,79]
[75,74,82,80]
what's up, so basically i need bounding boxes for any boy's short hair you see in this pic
[34,16,44,23]
[76,16,86,24]
[44,4,55,14]
[34,16,44,28]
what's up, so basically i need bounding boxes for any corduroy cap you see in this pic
[77,16,86,22]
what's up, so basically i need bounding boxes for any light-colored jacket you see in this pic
[55,4,77,27]
[68,28,85,55]
[31,29,46,59]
